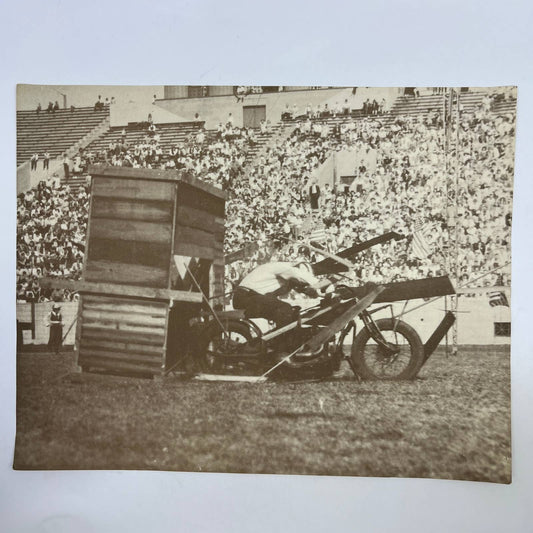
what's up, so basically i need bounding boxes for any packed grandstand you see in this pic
[16,87,515,303]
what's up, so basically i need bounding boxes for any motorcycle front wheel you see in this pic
[351,318,424,380]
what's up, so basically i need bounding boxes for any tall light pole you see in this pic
[53,88,67,109]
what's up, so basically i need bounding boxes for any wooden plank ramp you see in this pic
[194,374,267,383]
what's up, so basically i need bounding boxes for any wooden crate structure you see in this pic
[75,165,225,376]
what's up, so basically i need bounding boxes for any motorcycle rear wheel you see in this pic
[351,318,424,380]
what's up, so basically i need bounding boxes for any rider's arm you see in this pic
[280,266,332,297]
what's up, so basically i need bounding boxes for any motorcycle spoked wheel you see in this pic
[199,320,259,375]
[351,318,424,380]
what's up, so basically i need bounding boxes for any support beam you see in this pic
[38,277,202,303]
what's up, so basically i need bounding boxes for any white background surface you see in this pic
[1,1,532,531]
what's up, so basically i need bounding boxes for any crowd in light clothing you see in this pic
[224,97,514,293]
[17,91,515,302]
[17,181,88,302]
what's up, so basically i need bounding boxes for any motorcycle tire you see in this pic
[351,318,424,381]
[199,319,256,374]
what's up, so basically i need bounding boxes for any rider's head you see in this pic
[293,261,314,276]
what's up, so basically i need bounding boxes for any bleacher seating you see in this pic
[389,90,517,120]
[17,106,109,166]
[86,121,204,156]
[16,88,516,303]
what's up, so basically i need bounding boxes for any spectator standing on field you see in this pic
[46,303,63,354]
[43,151,50,170]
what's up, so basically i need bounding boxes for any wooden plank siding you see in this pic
[175,204,224,234]
[77,295,168,375]
[91,176,176,202]
[88,165,226,200]
[88,239,170,269]
[173,226,223,250]
[85,260,168,288]
[91,197,174,223]
[72,167,227,377]
[39,277,203,303]
[89,217,173,244]
[86,178,174,289]
[176,181,225,218]
[172,242,217,260]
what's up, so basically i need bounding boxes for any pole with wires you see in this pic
[452,89,461,356]
[444,88,459,356]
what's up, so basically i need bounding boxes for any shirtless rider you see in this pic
[233,261,331,327]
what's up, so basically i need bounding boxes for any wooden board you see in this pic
[173,242,217,260]
[174,225,220,249]
[346,276,456,303]
[88,165,226,200]
[38,277,203,303]
[85,260,168,288]
[82,308,166,328]
[177,182,225,218]
[91,197,174,223]
[78,355,163,375]
[78,348,162,367]
[82,295,168,317]
[176,204,219,231]
[80,338,163,356]
[88,238,170,269]
[91,176,176,202]
[90,217,172,244]
[312,232,405,275]
[81,326,166,346]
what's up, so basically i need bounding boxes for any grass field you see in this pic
[14,347,511,483]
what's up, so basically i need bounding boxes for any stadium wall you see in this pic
[16,294,510,348]
[17,158,64,195]
[153,88,353,129]
[17,301,78,347]
[109,87,401,129]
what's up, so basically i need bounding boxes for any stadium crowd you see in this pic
[224,97,514,292]
[17,181,88,302]
[17,91,515,302]
[82,122,256,188]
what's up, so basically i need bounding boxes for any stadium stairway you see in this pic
[59,175,89,194]
[243,123,284,164]
[388,94,446,118]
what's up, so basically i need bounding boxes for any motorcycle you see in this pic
[191,283,428,381]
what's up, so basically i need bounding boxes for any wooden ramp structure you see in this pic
[43,165,225,377]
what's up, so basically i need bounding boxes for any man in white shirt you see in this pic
[30,153,39,171]
[233,261,329,326]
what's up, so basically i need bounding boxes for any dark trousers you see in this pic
[48,324,63,354]
[63,163,69,179]
[43,159,49,170]
[233,287,296,326]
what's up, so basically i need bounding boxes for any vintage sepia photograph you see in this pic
[15,84,514,483]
